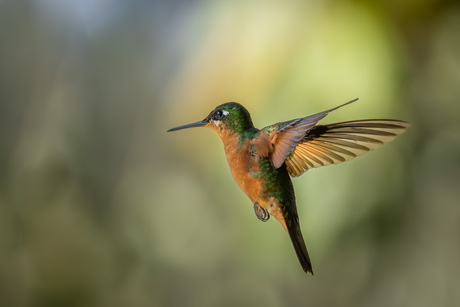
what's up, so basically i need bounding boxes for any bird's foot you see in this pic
[254,202,269,222]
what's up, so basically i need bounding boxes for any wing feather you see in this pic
[296,146,324,167]
[285,119,410,177]
[263,99,358,168]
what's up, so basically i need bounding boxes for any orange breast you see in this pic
[222,135,263,204]
[211,127,289,231]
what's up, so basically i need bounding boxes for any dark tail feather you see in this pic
[287,221,313,275]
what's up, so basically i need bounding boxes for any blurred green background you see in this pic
[1,0,460,306]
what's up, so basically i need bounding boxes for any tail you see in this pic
[287,220,313,275]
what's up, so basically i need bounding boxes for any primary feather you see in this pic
[285,119,410,177]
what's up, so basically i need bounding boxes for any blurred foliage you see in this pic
[1,0,460,306]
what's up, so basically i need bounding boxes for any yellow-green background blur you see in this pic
[1,1,460,306]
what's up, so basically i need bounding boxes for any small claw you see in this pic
[254,202,270,222]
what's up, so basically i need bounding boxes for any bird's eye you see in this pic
[212,109,229,121]
[214,110,224,120]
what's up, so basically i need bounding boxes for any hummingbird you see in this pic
[167,98,409,275]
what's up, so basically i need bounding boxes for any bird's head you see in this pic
[167,102,255,136]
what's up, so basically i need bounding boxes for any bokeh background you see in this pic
[1,0,460,306]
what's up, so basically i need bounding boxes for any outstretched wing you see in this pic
[262,99,358,169]
[285,120,410,177]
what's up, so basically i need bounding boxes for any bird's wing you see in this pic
[262,99,358,169]
[284,120,410,177]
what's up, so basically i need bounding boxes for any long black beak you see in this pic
[167,120,207,132]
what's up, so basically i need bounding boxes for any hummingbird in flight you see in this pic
[167,99,409,275]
